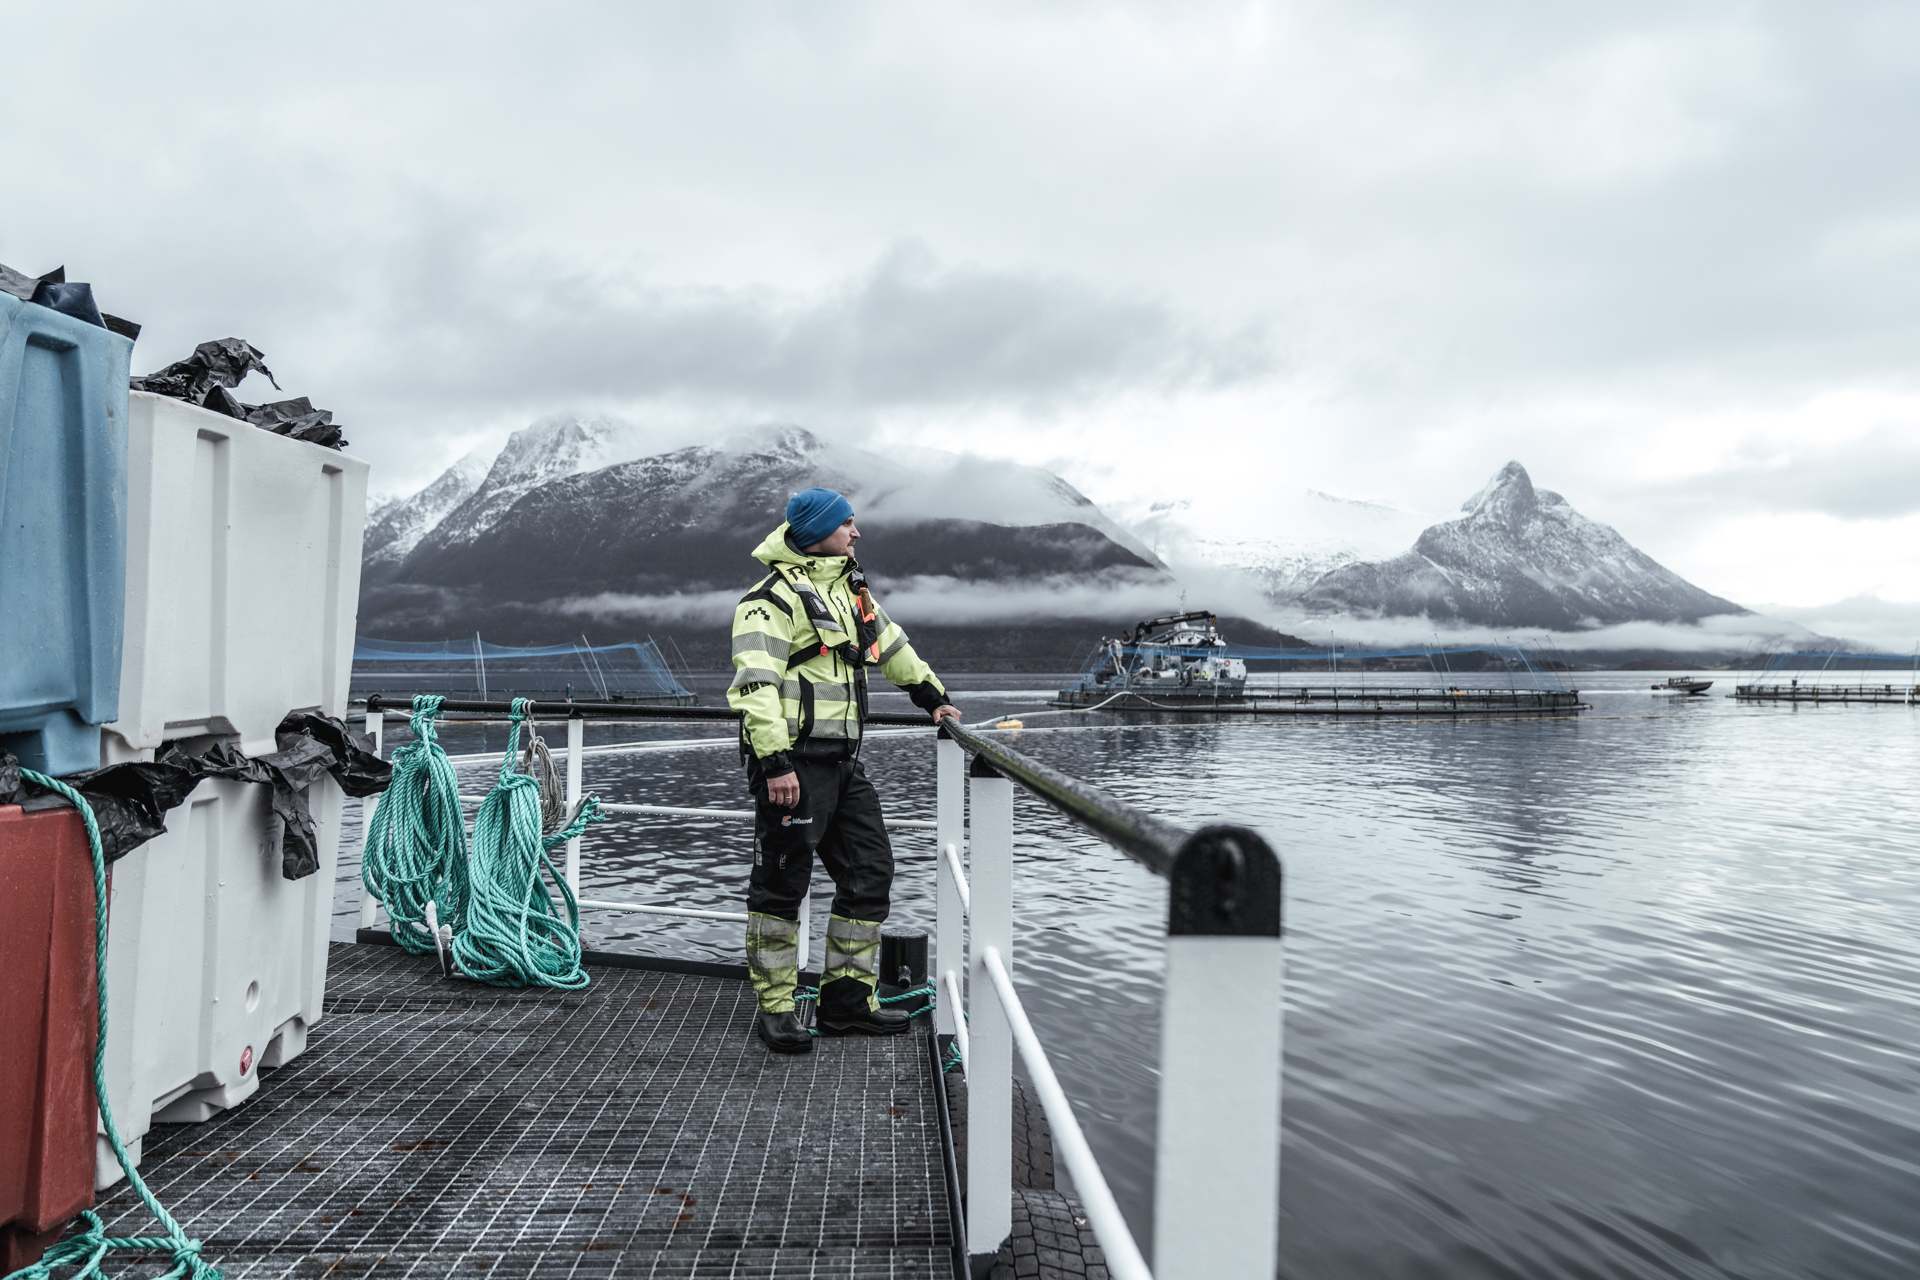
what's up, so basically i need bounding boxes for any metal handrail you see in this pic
[941,721,1189,877]
[936,725,1284,1279]
[363,692,938,727]
[981,946,1153,1280]
[450,796,936,830]
[943,843,970,916]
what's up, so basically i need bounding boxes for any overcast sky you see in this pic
[7,1,1918,634]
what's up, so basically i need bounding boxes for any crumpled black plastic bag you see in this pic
[0,711,392,876]
[132,337,277,403]
[240,396,344,449]
[251,714,392,878]
[131,338,349,450]
[276,711,390,797]
[0,262,141,339]
[4,750,203,865]
[30,280,105,329]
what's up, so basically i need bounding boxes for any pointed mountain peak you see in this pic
[1301,461,1746,628]
[487,412,642,487]
[1461,461,1538,529]
[720,423,824,462]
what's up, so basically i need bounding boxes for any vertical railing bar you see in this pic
[980,946,1153,1280]
[966,758,1014,1271]
[797,889,811,978]
[943,968,970,1069]
[935,732,965,1039]
[1152,829,1285,1280]
[356,706,385,929]
[564,713,584,894]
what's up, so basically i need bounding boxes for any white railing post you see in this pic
[797,889,811,977]
[1153,830,1286,1280]
[966,754,1015,1272]
[935,730,965,1038]
[564,713,584,893]
[357,707,385,929]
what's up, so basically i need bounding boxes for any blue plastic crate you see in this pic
[0,294,132,775]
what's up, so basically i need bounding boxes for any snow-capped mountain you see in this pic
[359,415,1169,643]
[402,414,659,557]
[362,450,489,571]
[1295,462,1747,628]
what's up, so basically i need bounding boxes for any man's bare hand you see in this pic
[765,771,801,809]
[932,705,962,726]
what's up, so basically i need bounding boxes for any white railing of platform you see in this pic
[934,730,1285,1280]
[355,709,933,974]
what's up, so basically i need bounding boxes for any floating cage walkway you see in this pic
[1055,686,1587,715]
[1733,649,1920,704]
[1057,642,1586,717]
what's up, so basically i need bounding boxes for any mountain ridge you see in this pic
[1293,461,1749,629]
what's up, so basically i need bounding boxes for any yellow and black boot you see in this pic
[817,915,908,1036]
[746,912,812,1054]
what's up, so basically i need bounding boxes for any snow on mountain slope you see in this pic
[357,416,1169,640]
[1297,462,1748,628]
[362,449,489,572]
[374,415,1161,578]
[413,414,664,557]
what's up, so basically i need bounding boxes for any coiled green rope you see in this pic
[4,772,220,1280]
[360,695,469,956]
[793,982,939,1037]
[449,699,604,989]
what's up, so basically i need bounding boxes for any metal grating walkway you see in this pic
[90,943,953,1278]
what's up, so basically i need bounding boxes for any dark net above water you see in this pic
[350,636,696,704]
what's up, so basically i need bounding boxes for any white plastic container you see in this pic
[96,774,344,1187]
[91,390,370,1186]
[104,391,369,761]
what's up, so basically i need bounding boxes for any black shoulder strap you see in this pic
[739,572,793,617]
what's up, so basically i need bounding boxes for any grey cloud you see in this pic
[1753,595,1920,650]
[1662,430,1920,519]
[356,237,1272,417]
[558,569,1186,629]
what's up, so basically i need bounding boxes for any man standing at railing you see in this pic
[728,487,962,1055]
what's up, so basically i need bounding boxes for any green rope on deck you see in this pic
[449,698,605,988]
[360,695,469,955]
[3,772,221,1280]
[792,982,939,1036]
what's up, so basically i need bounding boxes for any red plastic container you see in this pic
[0,804,99,1271]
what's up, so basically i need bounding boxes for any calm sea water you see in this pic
[333,672,1920,1279]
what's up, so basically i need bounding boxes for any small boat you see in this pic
[1056,611,1249,707]
[1652,676,1713,695]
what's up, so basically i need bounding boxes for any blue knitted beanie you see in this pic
[786,487,855,548]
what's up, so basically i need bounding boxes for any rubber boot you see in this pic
[816,976,909,1036]
[756,1010,814,1055]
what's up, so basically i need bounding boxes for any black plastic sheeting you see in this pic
[0,712,391,879]
[0,262,142,339]
[132,337,348,449]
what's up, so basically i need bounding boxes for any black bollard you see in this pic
[878,931,931,1017]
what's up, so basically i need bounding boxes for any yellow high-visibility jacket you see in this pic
[727,523,950,771]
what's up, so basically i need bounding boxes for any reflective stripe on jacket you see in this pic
[726,522,946,762]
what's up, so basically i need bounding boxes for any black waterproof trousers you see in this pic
[745,753,894,923]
